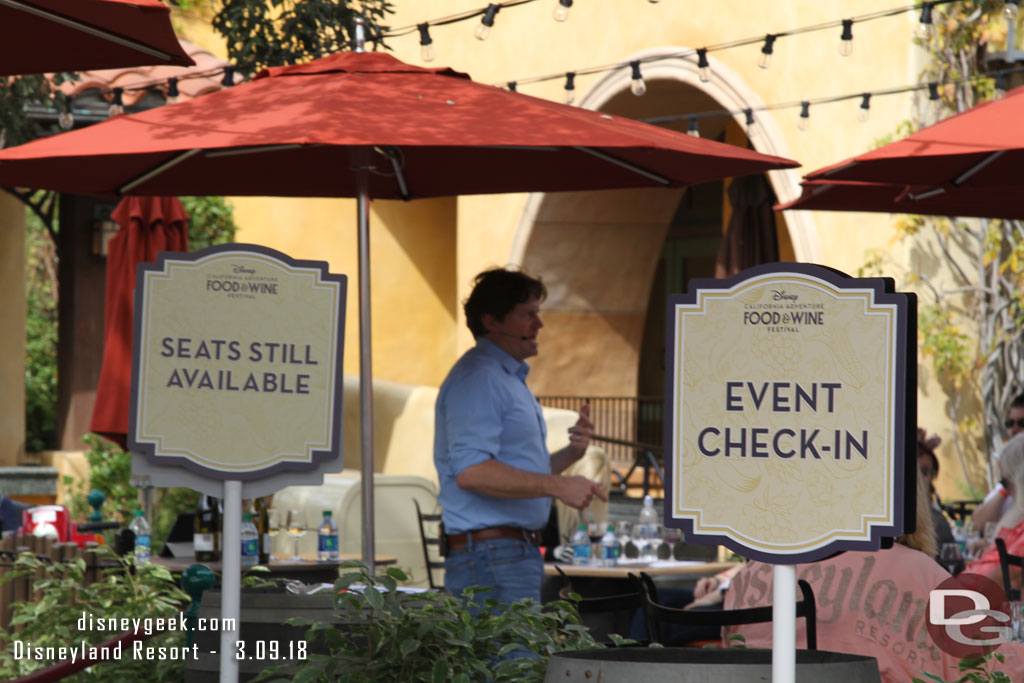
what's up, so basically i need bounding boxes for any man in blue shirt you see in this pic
[434,267,606,605]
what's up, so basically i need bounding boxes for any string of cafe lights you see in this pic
[52,0,1022,132]
[639,65,1024,139]
[492,0,1020,97]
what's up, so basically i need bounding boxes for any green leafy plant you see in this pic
[0,547,190,681]
[24,208,58,452]
[212,0,393,75]
[254,562,601,683]
[913,652,1012,683]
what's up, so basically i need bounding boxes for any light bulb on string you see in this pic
[1005,0,1020,20]
[629,61,647,96]
[474,4,500,41]
[758,34,777,69]
[166,77,179,104]
[696,48,710,82]
[221,66,235,88]
[797,101,810,131]
[927,81,942,118]
[563,72,576,105]
[58,92,74,130]
[916,2,934,41]
[553,0,572,22]
[108,87,124,117]
[507,81,517,92]
[744,108,756,136]
[647,0,661,3]
[839,19,853,57]
[418,23,436,62]
[687,116,700,138]
[857,93,871,122]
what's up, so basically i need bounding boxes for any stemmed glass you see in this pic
[939,542,963,575]
[267,508,282,560]
[286,509,306,562]
[648,523,665,560]
[662,526,682,561]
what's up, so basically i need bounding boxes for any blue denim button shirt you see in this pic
[434,338,550,534]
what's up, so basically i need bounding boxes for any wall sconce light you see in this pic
[92,215,119,257]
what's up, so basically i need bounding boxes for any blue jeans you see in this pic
[444,537,543,605]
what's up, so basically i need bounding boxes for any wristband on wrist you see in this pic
[999,486,1009,499]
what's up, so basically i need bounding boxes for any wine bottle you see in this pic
[252,496,271,564]
[194,494,221,562]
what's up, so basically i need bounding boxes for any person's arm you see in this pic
[972,485,1010,529]
[455,458,606,509]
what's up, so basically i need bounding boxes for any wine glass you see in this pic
[267,508,282,560]
[939,542,962,575]
[586,521,603,566]
[662,526,682,561]
[648,523,665,560]
[286,509,306,562]
[632,522,651,560]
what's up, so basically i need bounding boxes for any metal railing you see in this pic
[536,395,664,468]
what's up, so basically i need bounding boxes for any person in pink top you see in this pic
[723,476,1024,682]
[963,432,1024,588]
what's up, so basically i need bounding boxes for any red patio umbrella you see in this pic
[805,84,1024,190]
[1,0,194,75]
[0,49,799,569]
[776,179,1024,220]
[90,196,189,448]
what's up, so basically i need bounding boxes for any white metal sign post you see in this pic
[128,244,346,683]
[664,263,915,682]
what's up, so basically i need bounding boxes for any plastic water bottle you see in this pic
[600,524,620,567]
[637,494,658,559]
[317,510,339,561]
[241,513,259,567]
[571,524,591,566]
[129,510,151,565]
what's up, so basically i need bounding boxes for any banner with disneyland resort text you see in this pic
[664,263,915,564]
[128,244,346,480]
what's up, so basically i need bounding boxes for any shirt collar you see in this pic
[476,337,530,380]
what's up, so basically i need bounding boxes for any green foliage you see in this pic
[254,562,601,683]
[0,72,76,149]
[0,547,190,681]
[912,651,1012,683]
[64,435,199,552]
[919,304,974,390]
[24,209,58,452]
[181,195,240,250]
[212,0,394,75]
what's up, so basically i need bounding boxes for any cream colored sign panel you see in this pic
[129,244,346,479]
[667,264,913,563]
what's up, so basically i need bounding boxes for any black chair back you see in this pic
[413,499,445,590]
[635,571,817,650]
[995,536,1023,601]
[554,566,645,645]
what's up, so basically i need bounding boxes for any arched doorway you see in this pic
[516,49,817,462]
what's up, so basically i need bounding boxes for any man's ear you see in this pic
[480,313,498,334]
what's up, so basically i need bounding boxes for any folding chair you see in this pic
[996,536,1023,601]
[553,566,645,645]
[635,571,818,650]
[413,499,445,590]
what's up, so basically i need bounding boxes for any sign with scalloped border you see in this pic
[128,243,346,480]
[665,263,915,563]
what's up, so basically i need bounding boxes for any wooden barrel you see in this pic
[545,647,882,683]
[184,589,342,682]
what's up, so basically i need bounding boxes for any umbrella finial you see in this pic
[353,16,366,53]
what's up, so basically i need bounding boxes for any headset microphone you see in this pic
[493,331,531,341]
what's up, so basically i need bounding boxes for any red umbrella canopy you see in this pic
[0,51,797,197]
[805,84,1024,189]
[90,195,189,447]
[1,0,194,75]
[776,180,1024,220]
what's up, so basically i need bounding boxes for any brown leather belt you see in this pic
[446,526,542,552]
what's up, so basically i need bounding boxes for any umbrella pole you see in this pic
[356,150,376,576]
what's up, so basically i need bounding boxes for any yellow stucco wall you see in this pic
[166,1,982,499]
[0,193,26,466]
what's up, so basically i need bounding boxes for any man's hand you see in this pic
[554,475,607,510]
[567,402,594,458]
[693,576,721,601]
